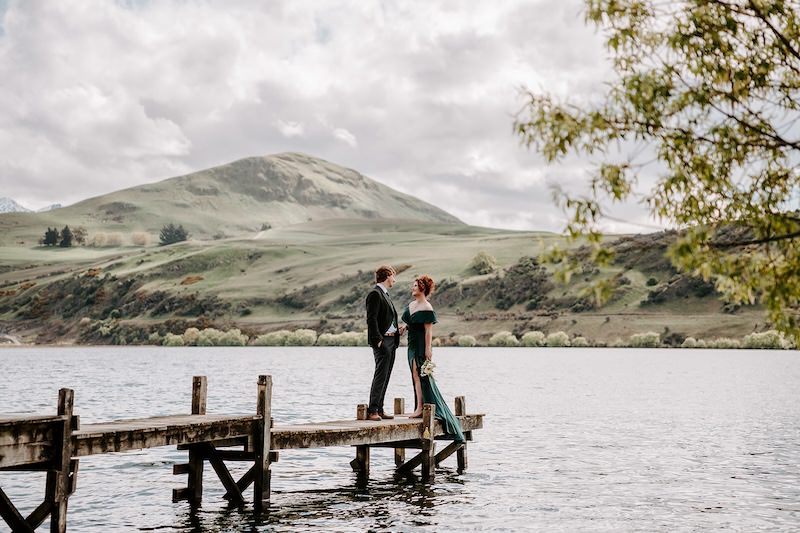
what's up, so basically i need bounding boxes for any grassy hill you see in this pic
[0,152,460,245]
[0,152,770,345]
[0,218,766,345]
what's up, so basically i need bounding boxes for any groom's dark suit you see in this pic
[366,285,399,415]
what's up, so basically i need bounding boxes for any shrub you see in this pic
[646,277,658,286]
[629,331,661,348]
[488,331,519,347]
[286,329,317,346]
[470,251,498,275]
[159,223,189,245]
[183,327,201,346]
[196,328,224,346]
[78,317,92,327]
[708,337,741,349]
[521,331,546,347]
[106,233,123,246]
[219,328,248,346]
[743,330,786,349]
[253,330,292,346]
[696,339,708,348]
[163,333,185,346]
[131,232,150,246]
[571,336,590,347]
[148,332,162,345]
[610,337,628,347]
[458,335,477,347]
[545,331,571,347]
[681,337,698,348]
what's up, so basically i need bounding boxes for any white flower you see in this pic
[421,360,436,377]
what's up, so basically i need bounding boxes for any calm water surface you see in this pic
[0,347,799,532]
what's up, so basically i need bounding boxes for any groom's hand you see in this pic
[399,325,406,335]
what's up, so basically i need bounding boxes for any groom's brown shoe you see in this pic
[379,412,394,420]
[367,413,382,421]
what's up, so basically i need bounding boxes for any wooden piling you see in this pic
[48,388,76,533]
[393,398,405,466]
[253,375,272,511]
[455,396,468,472]
[187,376,207,505]
[420,404,435,482]
[356,404,367,421]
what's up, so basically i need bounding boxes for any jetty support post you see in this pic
[253,375,272,511]
[47,387,77,533]
[350,404,369,475]
[188,376,207,505]
[455,396,468,472]
[420,404,436,483]
[393,398,405,466]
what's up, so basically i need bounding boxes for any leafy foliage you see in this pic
[159,223,189,246]
[470,251,498,275]
[42,227,59,246]
[516,1,800,338]
[59,226,73,248]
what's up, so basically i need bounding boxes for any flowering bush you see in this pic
[457,335,477,347]
[521,331,546,347]
[743,330,787,349]
[489,331,519,347]
[545,331,571,347]
[629,332,660,348]
[253,330,292,346]
[571,336,590,347]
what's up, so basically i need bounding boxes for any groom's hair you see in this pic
[375,265,395,283]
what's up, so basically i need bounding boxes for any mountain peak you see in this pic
[0,197,31,213]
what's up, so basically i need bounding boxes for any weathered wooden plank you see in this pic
[455,396,468,471]
[50,388,76,533]
[253,375,272,510]
[0,419,60,447]
[206,445,244,505]
[0,485,35,532]
[434,441,463,466]
[72,415,260,457]
[420,404,435,482]
[349,445,369,474]
[26,500,52,530]
[224,464,255,501]
[269,414,483,450]
[188,376,207,505]
[393,398,405,466]
[177,436,247,450]
[173,463,190,475]
[0,442,55,469]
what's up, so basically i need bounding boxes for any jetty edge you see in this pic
[0,375,484,532]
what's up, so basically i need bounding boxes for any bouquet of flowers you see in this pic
[420,360,436,377]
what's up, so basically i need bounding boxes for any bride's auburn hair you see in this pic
[415,275,435,296]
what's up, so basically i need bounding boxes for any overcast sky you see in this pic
[0,0,662,232]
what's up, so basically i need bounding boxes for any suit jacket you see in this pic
[366,285,398,348]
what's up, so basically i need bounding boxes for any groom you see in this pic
[365,265,404,421]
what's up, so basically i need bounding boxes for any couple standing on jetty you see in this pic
[365,265,465,443]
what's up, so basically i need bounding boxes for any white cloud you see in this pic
[0,0,647,232]
[332,128,358,148]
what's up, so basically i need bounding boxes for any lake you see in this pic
[1,347,799,532]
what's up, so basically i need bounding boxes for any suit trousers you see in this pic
[368,335,397,414]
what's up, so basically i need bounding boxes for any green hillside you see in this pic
[0,218,765,345]
[0,152,460,245]
[0,153,769,346]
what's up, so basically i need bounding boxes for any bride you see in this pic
[401,275,464,443]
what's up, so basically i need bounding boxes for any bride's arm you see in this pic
[424,322,433,360]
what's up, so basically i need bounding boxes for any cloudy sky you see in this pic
[0,0,660,232]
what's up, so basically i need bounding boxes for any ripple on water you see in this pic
[0,347,799,531]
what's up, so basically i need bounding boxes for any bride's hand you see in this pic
[425,352,432,360]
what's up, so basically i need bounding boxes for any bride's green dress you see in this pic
[402,306,465,443]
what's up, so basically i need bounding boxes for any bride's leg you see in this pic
[410,359,423,417]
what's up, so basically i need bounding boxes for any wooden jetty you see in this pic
[0,375,484,532]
